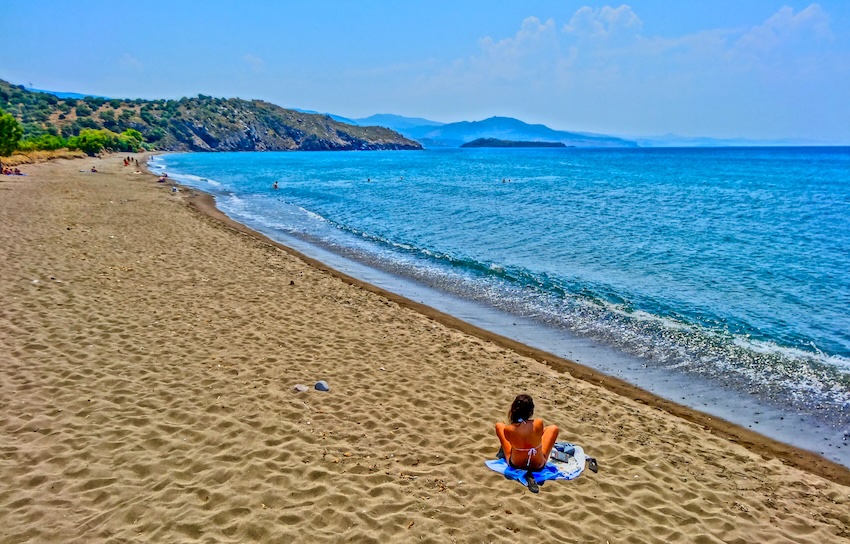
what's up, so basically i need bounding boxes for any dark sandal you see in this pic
[526,471,539,493]
[588,457,599,473]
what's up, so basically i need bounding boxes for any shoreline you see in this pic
[179,166,850,488]
[187,180,850,487]
[2,153,848,542]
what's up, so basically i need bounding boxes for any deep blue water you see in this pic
[151,147,850,461]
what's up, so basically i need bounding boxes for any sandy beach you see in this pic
[1,154,848,543]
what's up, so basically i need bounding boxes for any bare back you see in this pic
[497,419,553,470]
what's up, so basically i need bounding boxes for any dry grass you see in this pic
[1,149,87,167]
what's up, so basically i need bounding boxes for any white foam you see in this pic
[168,172,223,188]
[734,337,850,371]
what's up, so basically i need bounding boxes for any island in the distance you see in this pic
[460,137,567,148]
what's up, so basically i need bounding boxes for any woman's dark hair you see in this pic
[508,394,534,424]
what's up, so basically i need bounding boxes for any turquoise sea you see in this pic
[151,147,850,465]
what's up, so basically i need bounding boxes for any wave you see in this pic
[300,213,850,410]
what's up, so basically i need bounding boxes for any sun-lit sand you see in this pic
[1,154,848,543]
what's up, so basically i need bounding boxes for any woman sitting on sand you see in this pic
[495,394,559,472]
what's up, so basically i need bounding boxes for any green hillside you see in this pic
[0,80,421,152]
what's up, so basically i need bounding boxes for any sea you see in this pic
[149,147,850,467]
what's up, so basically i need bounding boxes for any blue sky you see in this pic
[2,1,848,141]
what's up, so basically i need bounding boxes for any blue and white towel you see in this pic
[485,443,587,486]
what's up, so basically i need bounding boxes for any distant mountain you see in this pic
[400,116,637,148]
[30,88,110,100]
[355,114,445,131]
[631,134,838,147]
[0,79,421,152]
[291,108,360,126]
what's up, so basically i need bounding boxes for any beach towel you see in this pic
[485,442,587,487]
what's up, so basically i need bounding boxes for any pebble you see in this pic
[293,384,309,393]
[315,380,330,392]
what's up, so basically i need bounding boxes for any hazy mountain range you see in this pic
[348,114,837,148]
[352,115,636,148]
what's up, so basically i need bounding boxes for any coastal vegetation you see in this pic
[0,79,420,156]
[0,107,23,156]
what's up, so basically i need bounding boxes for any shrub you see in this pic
[75,103,92,116]
[68,128,114,155]
[140,110,156,125]
[84,96,105,108]
[74,117,99,130]
[18,134,67,151]
[145,127,165,142]
[116,129,143,152]
[0,107,23,156]
[99,109,117,129]
[21,121,48,140]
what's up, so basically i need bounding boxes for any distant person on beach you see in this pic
[495,394,559,490]
[158,174,167,183]
[91,166,98,173]
[273,181,278,190]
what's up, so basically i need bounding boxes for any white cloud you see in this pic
[471,17,560,79]
[118,53,143,72]
[563,4,642,38]
[736,4,831,52]
[243,54,265,73]
[347,3,845,139]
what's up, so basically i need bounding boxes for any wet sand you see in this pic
[1,154,848,543]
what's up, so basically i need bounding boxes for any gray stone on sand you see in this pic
[293,384,309,393]
[315,380,330,392]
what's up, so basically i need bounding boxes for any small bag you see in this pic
[551,442,575,462]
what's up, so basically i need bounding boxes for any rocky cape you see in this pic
[0,79,421,152]
[460,138,567,148]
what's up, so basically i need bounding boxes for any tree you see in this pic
[0,107,23,156]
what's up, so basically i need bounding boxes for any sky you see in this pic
[2,1,849,142]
